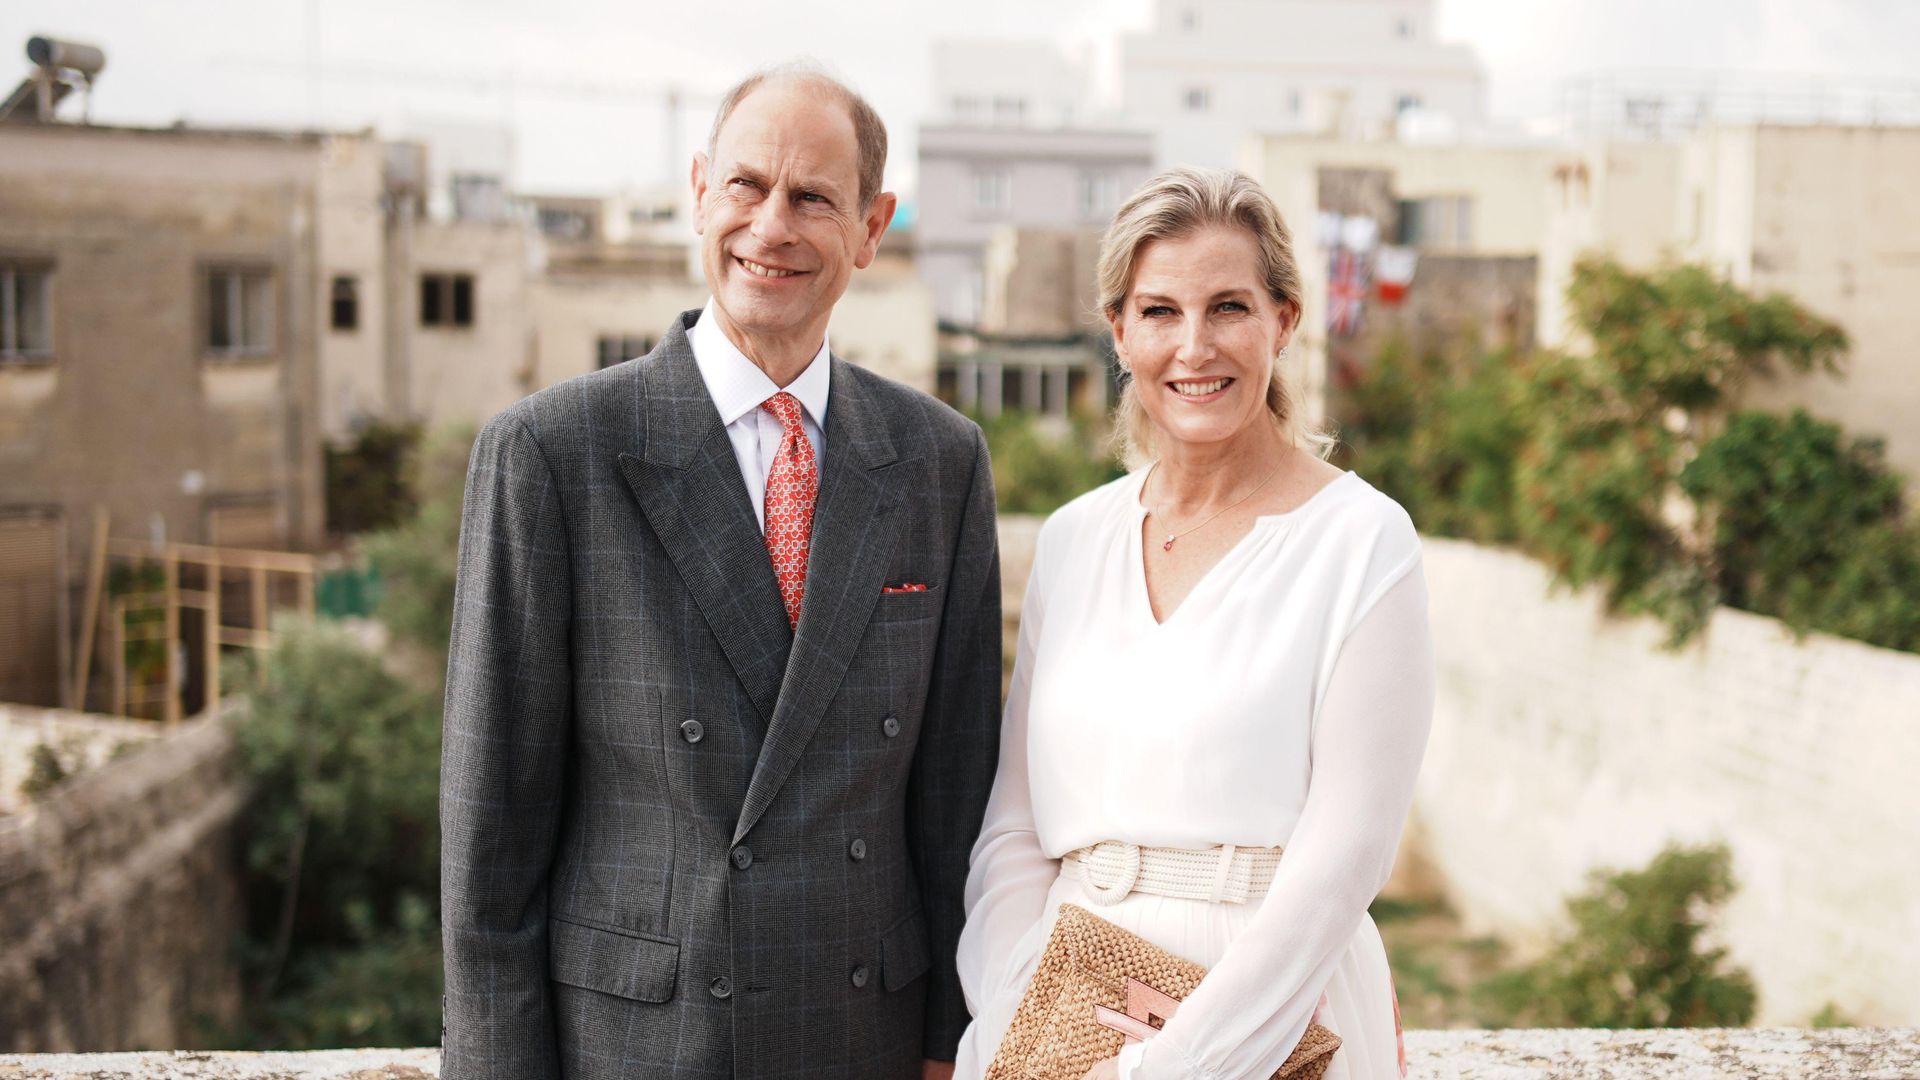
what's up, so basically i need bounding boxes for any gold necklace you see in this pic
[1146,460,1284,552]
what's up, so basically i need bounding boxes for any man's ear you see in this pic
[691,152,711,235]
[852,191,899,270]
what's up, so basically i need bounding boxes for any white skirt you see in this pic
[955,869,1406,1080]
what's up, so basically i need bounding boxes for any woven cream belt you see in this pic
[1062,840,1285,907]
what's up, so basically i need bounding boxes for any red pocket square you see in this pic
[882,583,929,593]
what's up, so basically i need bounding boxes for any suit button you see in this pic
[850,964,870,989]
[882,716,900,738]
[849,838,867,862]
[680,720,705,744]
[710,976,732,1000]
[731,846,753,870]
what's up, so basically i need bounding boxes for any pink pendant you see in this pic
[1163,536,1176,552]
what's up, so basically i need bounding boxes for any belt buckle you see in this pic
[1084,842,1141,907]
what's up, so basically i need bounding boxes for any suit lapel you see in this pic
[617,316,791,728]
[735,358,903,844]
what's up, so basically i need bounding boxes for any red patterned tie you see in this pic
[760,391,818,630]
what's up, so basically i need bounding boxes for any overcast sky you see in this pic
[4,0,1917,196]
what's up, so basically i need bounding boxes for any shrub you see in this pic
[325,421,422,536]
[976,410,1125,515]
[362,424,474,658]
[229,621,440,998]
[1475,843,1757,1028]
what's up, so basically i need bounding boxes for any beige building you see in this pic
[1245,133,1561,424]
[1539,124,1920,486]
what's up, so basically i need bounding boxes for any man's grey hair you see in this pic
[705,61,888,210]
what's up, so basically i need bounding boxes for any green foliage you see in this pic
[229,619,440,1029]
[325,421,423,536]
[1681,410,1920,651]
[1809,1002,1858,1029]
[976,410,1126,515]
[18,741,71,801]
[1341,257,1920,651]
[362,424,474,657]
[241,894,444,1050]
[1476,843,1758,1028]
[1336,339,1529,544]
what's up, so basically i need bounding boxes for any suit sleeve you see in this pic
[440,413,573,1080]
[909,423,1004,1060]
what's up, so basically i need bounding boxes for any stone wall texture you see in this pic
[5,1029,1919,1079]
[0,715,245,1052]
[1415,538,1920,1026]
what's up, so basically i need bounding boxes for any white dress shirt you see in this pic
[689,300,830,531]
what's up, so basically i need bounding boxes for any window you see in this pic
[1184,86,1211,112]
[971,169,1011,215]
[1287,89,1302,116]
[1,263,53,360]
[1395,196,1473,251]
[420,273,475,328]
[330,276,359,332]
[1079,171,1120,220]
[1396,17,1415,38]
[952,95,982,120]
[596,334,654,369]
[1395,93,1423,115]
[993,96,1027,124]
[1181,5,1200,31]
[207,267,275,357]
[538,207,593,241]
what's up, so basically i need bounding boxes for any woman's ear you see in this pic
[1108,306,1129,367]
[1274,300,1299,353]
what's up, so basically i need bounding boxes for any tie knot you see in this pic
[760,391,806,435]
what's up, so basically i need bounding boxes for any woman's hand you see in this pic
[1080,1056,1122,1080]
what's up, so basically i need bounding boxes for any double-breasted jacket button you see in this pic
[710,976,733,1000]
[850,964,870,989]
[680,719,705,744]
[849,838,867,862]
[882,715,901,738]
[731,845,753,870]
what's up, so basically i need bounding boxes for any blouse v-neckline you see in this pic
[1128,467,1354,628]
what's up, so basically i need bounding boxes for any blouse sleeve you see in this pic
[1125,560,1436,1080]
[955,520,1065,1019]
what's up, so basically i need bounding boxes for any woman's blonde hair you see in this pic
[1097,166,1334,468]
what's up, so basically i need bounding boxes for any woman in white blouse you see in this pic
[952,168,1434,1080]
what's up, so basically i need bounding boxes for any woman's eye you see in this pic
[1141,305,1173,318]
[1217,301,1248,313]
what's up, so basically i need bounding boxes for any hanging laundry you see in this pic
[1374,245,1418,305]
[1328,248,1368,336]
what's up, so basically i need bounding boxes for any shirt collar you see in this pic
[689,299,831,430]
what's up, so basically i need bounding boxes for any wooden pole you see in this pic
[164,549,181,726]
[205,553,222,713]
[112,599,126,718]
[70,506,109,711]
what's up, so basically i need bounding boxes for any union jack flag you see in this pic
[1327,248,1368,337]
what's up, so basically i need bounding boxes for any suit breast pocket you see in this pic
[872,584,943,623]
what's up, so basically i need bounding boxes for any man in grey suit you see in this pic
[440,66,1001,1080]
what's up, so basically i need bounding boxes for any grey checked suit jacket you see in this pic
[441,309,1002,1079]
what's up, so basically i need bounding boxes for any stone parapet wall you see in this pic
[0,714,246,1052]
[1415,538,1920,1026]
[4,1030,1917,1079]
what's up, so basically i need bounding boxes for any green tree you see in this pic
[228,621,440,1013]
[1681,410,1920,650]
[1476,843,1758,1028]
[362,424,474,658]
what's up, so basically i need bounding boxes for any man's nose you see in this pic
[749,193,800,247]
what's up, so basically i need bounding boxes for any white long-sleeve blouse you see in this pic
[956,466,1435,1079]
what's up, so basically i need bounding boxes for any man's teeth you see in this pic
[1173,378,1231,397]
[740,258,798,278]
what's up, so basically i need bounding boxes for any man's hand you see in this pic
[922,1060,956,1080]
[1080,1056,1121,1080]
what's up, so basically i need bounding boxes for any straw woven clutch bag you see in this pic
[986,903,1341,1080]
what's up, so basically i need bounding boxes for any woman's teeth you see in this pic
[1172,378,1231,397]
[739,258,798,278]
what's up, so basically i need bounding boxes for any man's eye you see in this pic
[798,191,827,203]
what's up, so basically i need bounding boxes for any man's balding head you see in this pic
[706,63,888,209]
